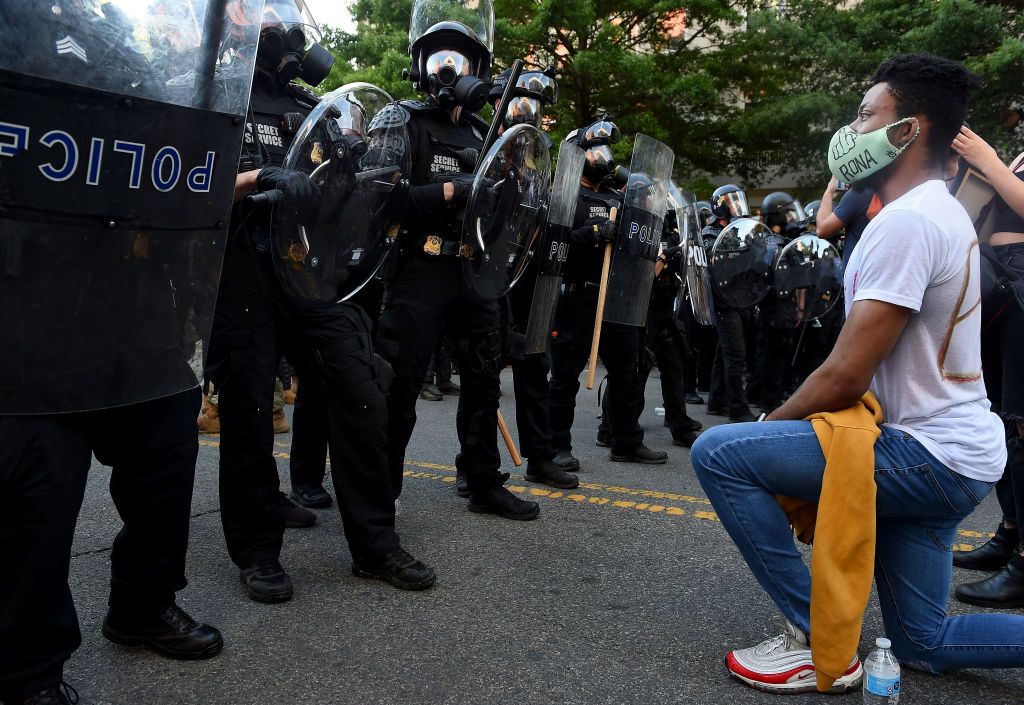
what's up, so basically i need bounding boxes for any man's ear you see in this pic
[891,116,921,149]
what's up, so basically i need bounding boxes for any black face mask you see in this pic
[428,72,489,112]
[258,26,334,86]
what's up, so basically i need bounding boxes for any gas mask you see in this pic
[583,144,616,182]
[258,25,333,86]
[424,48,489,112]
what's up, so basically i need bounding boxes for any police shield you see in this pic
[602,134,675,326]
[709,218,777,309]
[462,123,552,300]
[769,234,843,329]
[666,181,691,285]
[0,0,263,414]
[682,212,717,327]
[524,141,585,354]
[278,84,410,303]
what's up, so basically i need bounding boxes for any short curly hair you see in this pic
[871,53,980,166]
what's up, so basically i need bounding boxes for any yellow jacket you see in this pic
[776,392,884,692]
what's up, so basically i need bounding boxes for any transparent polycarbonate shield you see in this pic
[0,0,263,414]
[666,180,692,284]
[409,0,494,50]
[524,141,585,353]
[684,220,717,326]
[278,86,410,303]
[709,218,776,309]
[603,133,675,326]
[462,123,552,300]
[769,234,844,329]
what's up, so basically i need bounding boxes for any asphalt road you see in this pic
[59,368,1020,705]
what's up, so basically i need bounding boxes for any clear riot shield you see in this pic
[278,85,410,303]
[683,208,717,327]
[769,234,843,329]
[666,181,691,285]
[603,134,675,326]
[709,218,777,310]
[524,141,585,354]
[0,0,263,414]
[462,123,552,300]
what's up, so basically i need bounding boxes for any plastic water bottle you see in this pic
[863,637,901,704]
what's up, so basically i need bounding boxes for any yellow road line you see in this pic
[197,439,994,543]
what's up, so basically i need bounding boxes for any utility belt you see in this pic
[413,232,473,259]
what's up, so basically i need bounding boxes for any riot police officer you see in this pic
[210,0,435,603]
[548,120,668,470]
[375,0,541,520]
[0,2,241,701]
[487,66,579,490]
[703,184,756,422]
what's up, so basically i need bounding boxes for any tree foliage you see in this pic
[318,0,1024,192]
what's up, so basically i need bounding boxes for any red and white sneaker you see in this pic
[726,621,863,694]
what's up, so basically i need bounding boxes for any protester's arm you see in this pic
[816,176,845,238]
[766,300,911,421]
[953,126,1024,220]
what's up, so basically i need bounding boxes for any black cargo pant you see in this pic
[208,244,399,569]
[549,283,644,455]
[0,389,200,701]
[377,249,504,498]
[707,306,752,419]
[747,318,793,413]
[505,283,556,462]
[641,296,693,440]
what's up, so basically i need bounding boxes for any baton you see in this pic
[496,410,522,467]
[474,59,525,173]
[587,206,617,390]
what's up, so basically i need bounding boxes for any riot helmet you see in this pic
[803,199,822,222]
[695,200,716,229]
[569,117,626,186]
[711,184,750,220]
[760,191,807,231]
[488,65,557,129]
[407,0,493,112]
[254,0,334,86]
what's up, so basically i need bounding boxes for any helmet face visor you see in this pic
[410,0,495,51]
[582,120,620,146]
[718,190,750,218]
[504,96,541,128]
[261,0,321,45]
[424,49,474,82]
[585,144,615,173]
[518,71,557,104]
[790,200,807,223]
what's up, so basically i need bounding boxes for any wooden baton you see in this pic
[586,206,617,390]
[496,410,522,467]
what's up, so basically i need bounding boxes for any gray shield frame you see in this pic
[462,123,552,300]
[602,133,676,327]
[524,141,585,354]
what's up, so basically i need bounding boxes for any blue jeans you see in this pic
[692,421,1024,673]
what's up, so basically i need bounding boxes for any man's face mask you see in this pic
[827,117,920,184]
[425,49,489,112]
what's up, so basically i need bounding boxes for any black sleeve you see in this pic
[409,183,449,216]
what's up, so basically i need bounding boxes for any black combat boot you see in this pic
[102,604,223,660]
[240,559,294,603]
[525,458,579,489]
[953,523,1017,571]
[291,483,333,509]
[609,444,668,464]
[552,449,581,472]
[469,485,540,520]
[955,553,1024,608]
[353,547,436,591]
[17,683,79,705]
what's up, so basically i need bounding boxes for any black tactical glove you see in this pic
[431,171,477,208]
[256,166,321,224]
[570,216,617,246]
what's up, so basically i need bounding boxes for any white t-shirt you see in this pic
[844,180,1006,482]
